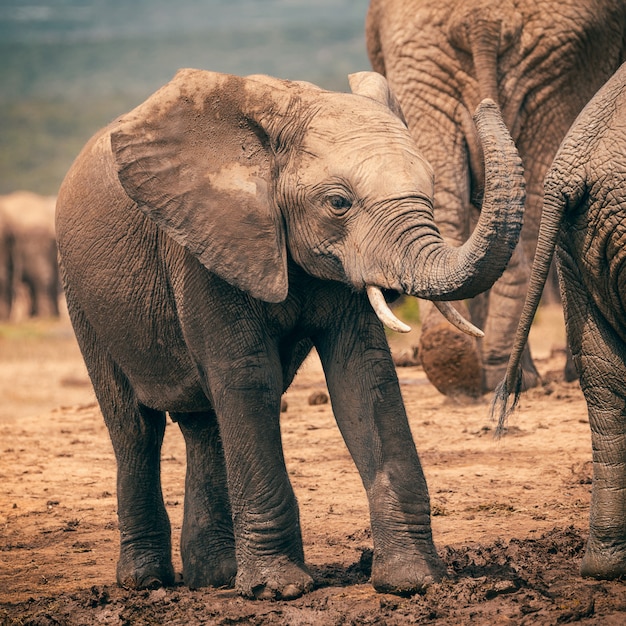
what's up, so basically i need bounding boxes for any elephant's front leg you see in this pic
[315,304,446,595]
[201,342,313,599]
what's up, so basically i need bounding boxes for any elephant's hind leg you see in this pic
[562,276,626,580]
[578,348,626,579]
[67,303,175,589]
[172,410,237,589]
[111,402,174,589]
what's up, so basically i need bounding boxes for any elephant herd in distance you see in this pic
[0,190,61,321]
[13,0,626,601]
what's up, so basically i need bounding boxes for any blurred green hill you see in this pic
[0,0,370,195]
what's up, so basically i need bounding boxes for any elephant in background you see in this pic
[493,62,626,580]
[366,0,626,396]
[0,209,12,319]
[0,190,60,319]
[57,68,525,599]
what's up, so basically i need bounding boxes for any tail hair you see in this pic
[489,367,524,439]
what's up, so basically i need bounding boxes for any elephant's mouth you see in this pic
[366,285,484,337]
[366,286,411,333]
[381,288,402,304]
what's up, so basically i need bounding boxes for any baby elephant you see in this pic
[57,68,525,599]
[494,62,626,580]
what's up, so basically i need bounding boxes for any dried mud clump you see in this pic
[419,321,483,398]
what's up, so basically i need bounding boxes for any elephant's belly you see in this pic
[118,347,211,413]
[106,329,213,413]
[133,376,212,413]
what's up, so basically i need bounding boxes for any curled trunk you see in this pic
[366,99,525,336]
[403,98,525,301]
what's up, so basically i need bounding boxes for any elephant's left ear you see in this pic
[348,71,407,125]
[110,68,288,303]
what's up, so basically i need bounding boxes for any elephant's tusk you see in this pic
[433,301,484,338]
[366,286,411,333]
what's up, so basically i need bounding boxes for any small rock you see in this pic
[308,391,329,405]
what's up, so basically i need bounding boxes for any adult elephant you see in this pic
[57,69,525,599]
[0,190,60,319]
[493,62,626,580]
[366,0,626,395]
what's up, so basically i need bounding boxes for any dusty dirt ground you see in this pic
[1,303,625,625]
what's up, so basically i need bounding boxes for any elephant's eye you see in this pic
[327,194,352,214]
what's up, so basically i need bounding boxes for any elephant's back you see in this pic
[56,126,142,307]
[56,126,123,240]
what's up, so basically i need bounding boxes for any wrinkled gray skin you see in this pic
[0,191,60,319]
[494,62,626,581]
[56,69,525,599]
[366,0,626,395]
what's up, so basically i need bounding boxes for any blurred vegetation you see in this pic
[393,296,422,325]
[0,318,69,341]
[0,94,134,194]
[0,1,370,196]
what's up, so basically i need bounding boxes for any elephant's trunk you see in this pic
[401,99,525,301]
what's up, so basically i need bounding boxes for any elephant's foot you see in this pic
[236,555,314,600]
[180,513,237,589]
[116,548,175,589]
[419,320,483,398]
[581,537,626,580]
[371,546,446,596]
[181,543,237,589]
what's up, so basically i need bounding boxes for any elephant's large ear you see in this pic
[348,71,407,125]
[111,68,288,303]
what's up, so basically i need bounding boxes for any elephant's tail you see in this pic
[490,184,567,437]
[448,8,524,197]
[448,5,523,106]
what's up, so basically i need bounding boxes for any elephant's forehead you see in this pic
[305,136,433,197]
[354,148,433,195]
